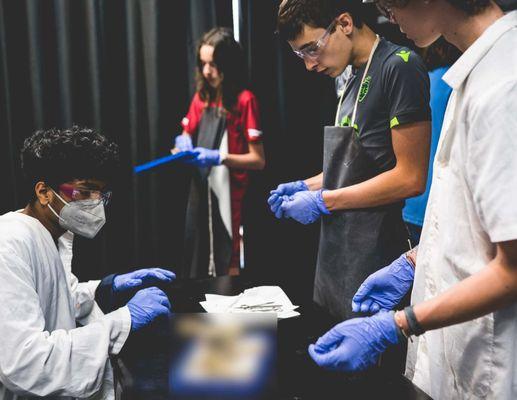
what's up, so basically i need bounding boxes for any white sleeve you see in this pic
[466,79,517,243]
[58,231,105,323]
[0,253,131,398]
[69,272,105,324]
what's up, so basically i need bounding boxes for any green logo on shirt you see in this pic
[396,50,411,63]
[340,115,359,131]
[358,76,372,102]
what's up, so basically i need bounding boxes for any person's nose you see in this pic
[203,64,211,78]
[304,57,318,71]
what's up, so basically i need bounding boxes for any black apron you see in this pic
[313,37,409,320]
[183,107,233,278]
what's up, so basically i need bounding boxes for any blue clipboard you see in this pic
[134,151,196,174]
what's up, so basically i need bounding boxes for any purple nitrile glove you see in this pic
[174,134,193,152]
[186,147,221,167]
[113,268,176,292]
[308,311,399,372]
[126,287,171,332]
[268,180,308,218]
[351,254,414,314]
[280,189,330,225]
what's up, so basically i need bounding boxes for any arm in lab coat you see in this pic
[0,252,131,398]
[69,272,106,323]
[58,231,106,323]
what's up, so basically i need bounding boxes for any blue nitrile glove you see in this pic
[186,147,221,167]
[352,254,414,314]
[268,194,290,219]
[113,268,176,292]
[270,180,308,196]
[308,311,399,372]
[268,180,308,218]
[174,134,193,152]
[280,189,330,225]
[127,287,171,332]
[267,193,293,219]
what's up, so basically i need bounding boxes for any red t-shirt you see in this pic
[181,89,263,201]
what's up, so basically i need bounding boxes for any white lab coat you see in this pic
[405,12,517,400]
[0,211,131,399]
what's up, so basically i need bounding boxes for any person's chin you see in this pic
[407,34,437,49]
[327,69,341,78]
[399,27,439,48]
[316,67,331,77]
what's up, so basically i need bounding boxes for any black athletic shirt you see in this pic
[336,38,431,172]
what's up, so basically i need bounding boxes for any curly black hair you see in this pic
[21,126,119,203]
[277,0,364,42]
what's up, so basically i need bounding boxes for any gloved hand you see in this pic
[352,254,414,314]
[174,134,193,152]
[186,147,221,167]
[113,268,176,292]
[267,194,289,219]
[271,180,308,196]
[126,287,171,332]
[280,189,330,225]
[308,311,399,372]
[268,180,308,218]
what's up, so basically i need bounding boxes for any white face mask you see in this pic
[48,189,106,239]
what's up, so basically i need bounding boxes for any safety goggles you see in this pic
[291,19,337,61]
[59,184,112,206]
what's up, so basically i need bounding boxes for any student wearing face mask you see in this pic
[172,27,265,278]
[0,126,175,400]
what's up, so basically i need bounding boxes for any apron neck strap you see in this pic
[334,35,380,127]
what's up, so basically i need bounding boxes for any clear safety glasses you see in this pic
[291,19,337,61]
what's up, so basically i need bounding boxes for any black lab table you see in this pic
[114,276,432,400]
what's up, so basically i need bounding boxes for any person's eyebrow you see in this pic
[298,41,316,51]
[77,181,104,190]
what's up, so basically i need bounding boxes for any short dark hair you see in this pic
[377,0,491,15]
[21,126,119,202]
[277,0,364,42]
[196,27,247,114]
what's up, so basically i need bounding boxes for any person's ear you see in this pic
[34,182,52,206]
[336,13,354,36]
